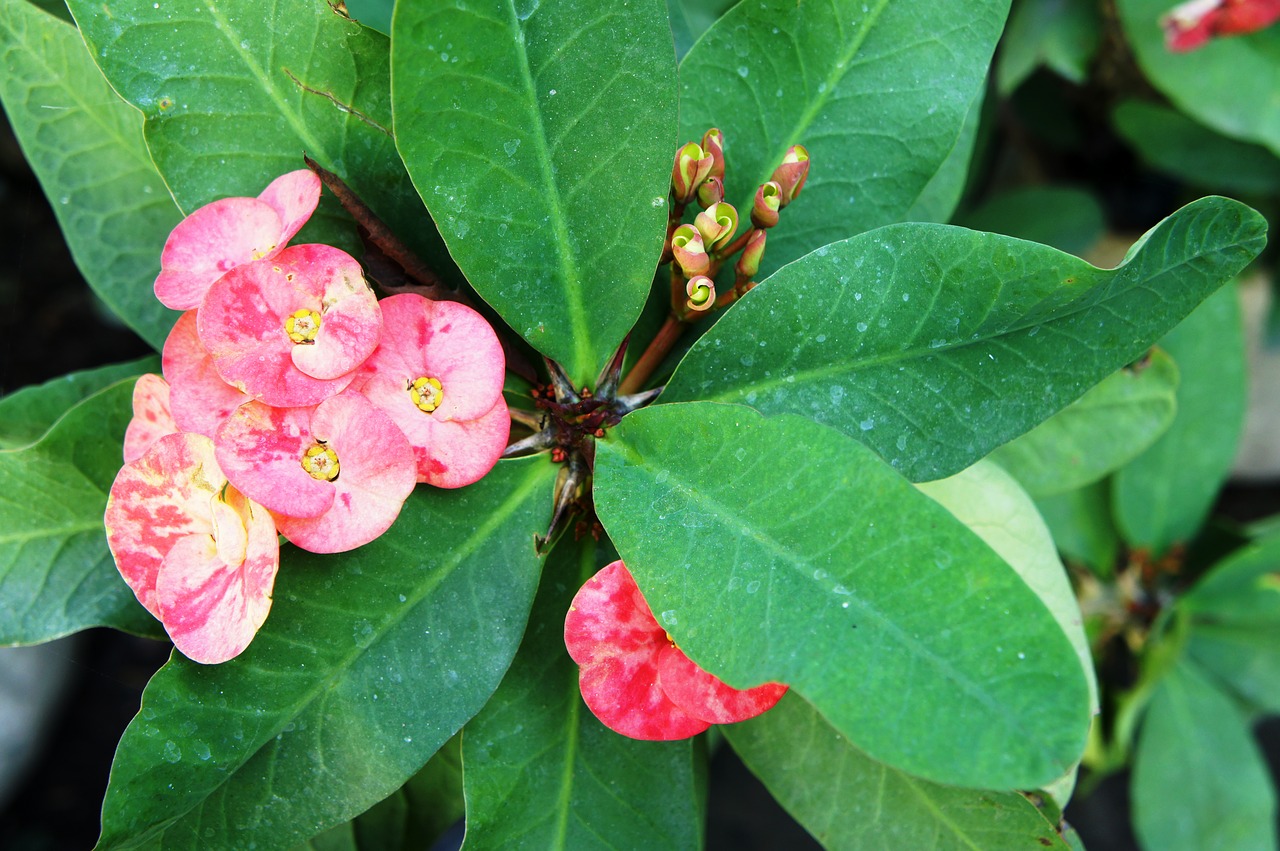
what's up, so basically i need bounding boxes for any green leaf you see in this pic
[294,737,464,851]
[997,0,1101,93]
[677,0,1009,276]
[1131,659,1277,851]
[1113,282,1247,555]
[956,187,1105,257]
[461,537,706,850]
[0,0,181,349]
[1033,481,1121,577]
[594,403,1091,790]
[902,86,985,226]
[67,0,437,261]
[1182,532,1280,713]
[0,356,159,449]
[1115,100,1280,195]
[917,460,1097,717]
[662,196,1265,482]
[990,350,1179,497]
[726,693,1069,850]
[391,0,677,382]
[1116,0,1280,155]
[96,457,555,851]
[0,379,161,644]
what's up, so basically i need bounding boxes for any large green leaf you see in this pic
[1116,0,1280,156]
[1115,100,1280,195]
[0,356,158,449]
[391,0,676,382]
[0,379,161,644]
[461,537,706,849]
[990,350,1178,497]
[1182,533,1280,713]
[0,0,180,349]
[594,403,1092,790]
[677,0,1009,276]
[1131,659,1277,851]
[726,693,1069,850]
[67,0,437,261]
[96,458,555,851]
[1113,282,1247,555]
[662,197,1265,482]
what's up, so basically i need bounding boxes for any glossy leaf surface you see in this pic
[0,379,161,644]
[678,0,1009,276]
[392,0,676,381]
[1132,659,1277,851]
[990,350,1178,497]
[727,693,1068,850]
[0,357,159,449]
[594,403,1091,790]
[1113,283,1247,555]
[68,0,434,260]
[662,197,1265,482]
[0,0,181,349]
[461,538,706,849]
[97,458,554,851]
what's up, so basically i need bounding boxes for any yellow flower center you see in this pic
[301,442,340,481]
[409,376,444,413]
[285,308,322,344]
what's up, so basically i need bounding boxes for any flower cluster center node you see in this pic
[301,442,340,481]
[285,308,322,344]
[409,376,444,413]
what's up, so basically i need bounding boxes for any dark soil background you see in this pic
[3,90,1280,848]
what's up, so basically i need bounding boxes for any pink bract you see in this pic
[153,169,321,310]
[198,244,382,407]
[162,310,252,438]
[123,374,178,463]
[352,293,508,487]
[564,560,787,741]
[105,432,279,664]
[215,392,417,554]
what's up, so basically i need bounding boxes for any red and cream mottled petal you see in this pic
[155,488,278,664]
[104,432,225,617]
[198,249,356,407]
[215,400,334,519]
[564,560,709,740]
[256,169,321,245]
[288,247,382,381]
[656,643,788,725]
[163,311,252,438]
[123,374,178,463]
[154,198,282,310]
[273,392,416,553]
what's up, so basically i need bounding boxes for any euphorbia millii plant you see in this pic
[0,0,1269,848]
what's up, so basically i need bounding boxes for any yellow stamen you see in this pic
[301,443,340,481]
[409,376,444,413]
[285,308,322,344]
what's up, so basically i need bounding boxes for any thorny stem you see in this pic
[618,313,683,396]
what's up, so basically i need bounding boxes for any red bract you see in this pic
[153,170,320,310]
[123,374,178,462]
[214,392,417,554]
[162,310,252,439]
[352,293,509,488]
[198,244,382,407]
[105,432,278,664]
[564,560,787,741]
[1162,0,1280,50]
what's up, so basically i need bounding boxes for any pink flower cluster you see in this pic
[564,560,787,740]
[1162,0,1280,50]
[105,170,509,664]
